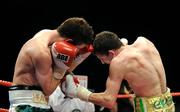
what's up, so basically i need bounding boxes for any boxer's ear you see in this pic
[108,50,115,57]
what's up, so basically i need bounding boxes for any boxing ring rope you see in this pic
[0,80,12,112]
[0,79,180,111]
[0,108,8,112]
[0,80,13,87]
[116,92,180,98]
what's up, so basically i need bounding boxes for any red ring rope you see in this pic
[0,108,8,112]
[1,80,180,98]
[116,92,180,98]
[0,80,12,87]
[0,79,180,111]
[0,80,180,98]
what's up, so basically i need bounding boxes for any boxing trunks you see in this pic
[134,88,175,112]
[8,85,53,112]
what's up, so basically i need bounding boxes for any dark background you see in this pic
[0,0,179,111]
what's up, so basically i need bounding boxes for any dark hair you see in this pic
[57,17,94,45]
[93,31,123,55]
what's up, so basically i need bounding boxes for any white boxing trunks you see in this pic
[8,85,53,112]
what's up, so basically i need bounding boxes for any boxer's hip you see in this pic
[134,87,175,112]
[8,85,51,111]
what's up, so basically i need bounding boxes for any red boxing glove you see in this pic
[51,41,79,69]
[79,44,94,54]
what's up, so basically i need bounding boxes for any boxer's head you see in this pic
[93,31,124,64]
[57,17,94,45]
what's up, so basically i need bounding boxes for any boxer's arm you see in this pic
[68,52,91,72]
[68,44,93,71]
[65,59,123,109]
[87,59,123,109]
[51,41,79,79]
[110,102,118,112]
[64,76,118,109]
[88,76,121,109]
[64,74,92,101]
[34,52,60,96]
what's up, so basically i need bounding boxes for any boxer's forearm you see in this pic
[88,92,116,109]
